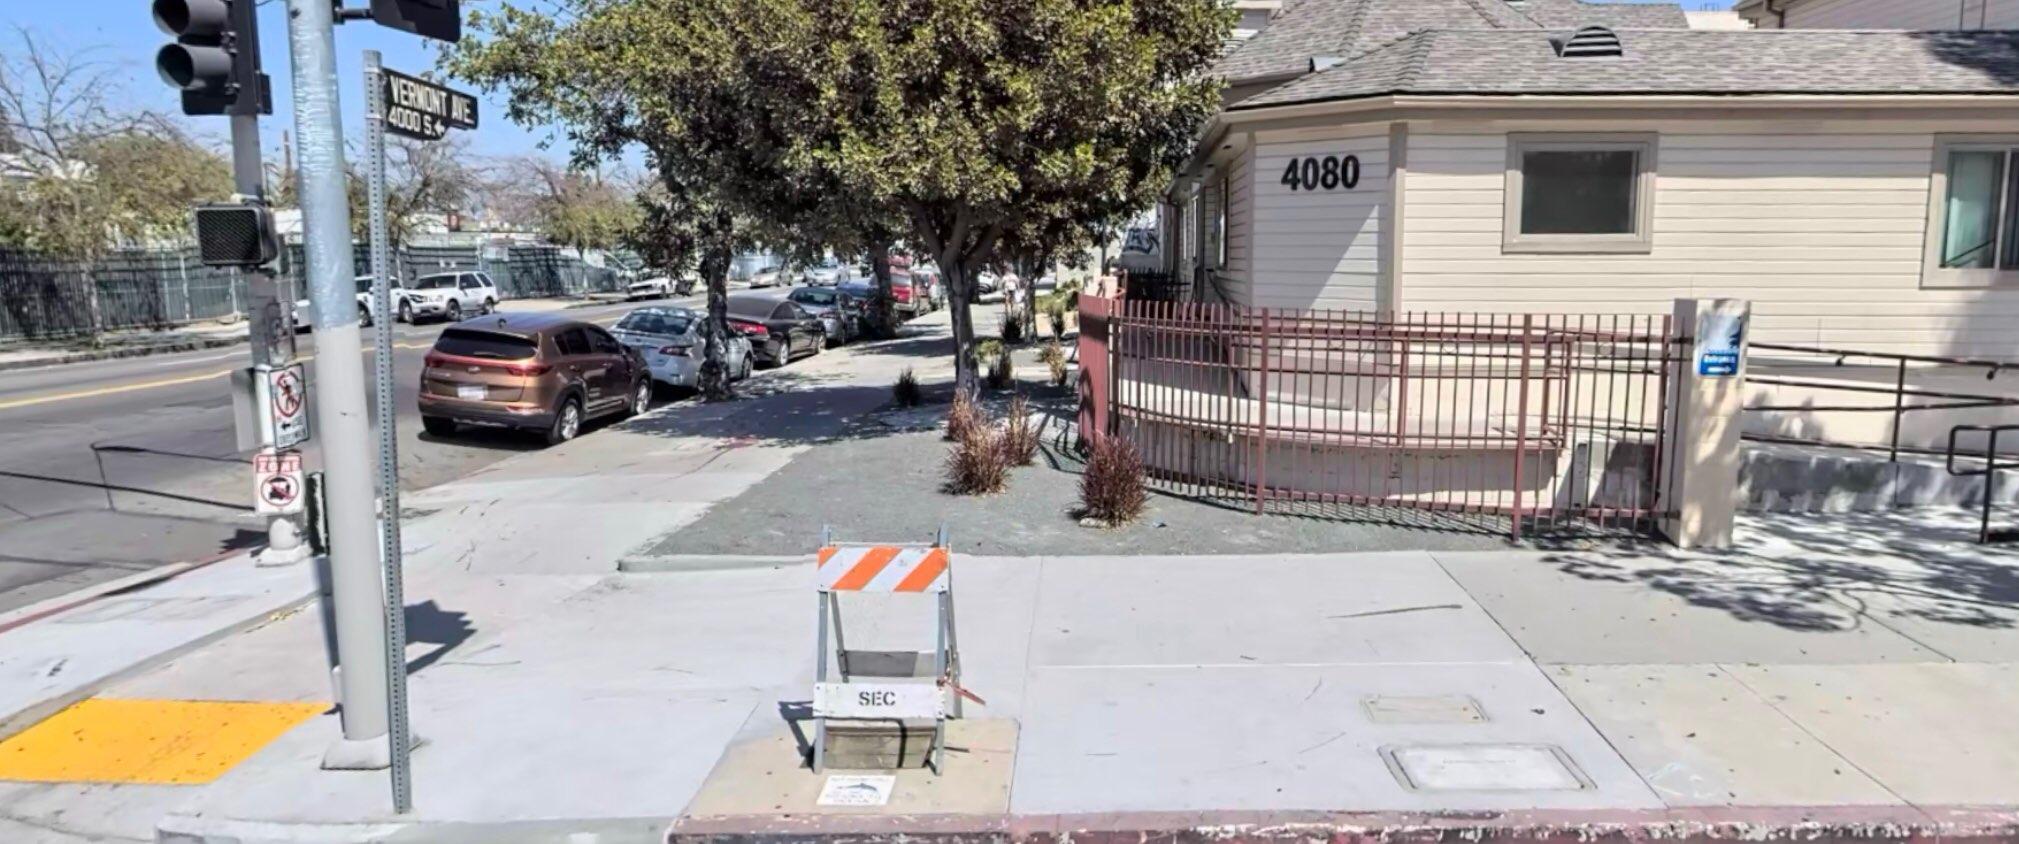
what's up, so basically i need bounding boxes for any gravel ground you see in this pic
[639,390,1516,558]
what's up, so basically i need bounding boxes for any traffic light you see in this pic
[367,0,461,43]
[153,0,271,116]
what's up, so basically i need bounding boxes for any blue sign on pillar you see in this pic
[1696,312,1746,377]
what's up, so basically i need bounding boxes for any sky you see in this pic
[8,0,1739,166]
[8,0,561,164]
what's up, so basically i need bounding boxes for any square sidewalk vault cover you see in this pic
[1383,744,1591,792]
[0,698,326,784]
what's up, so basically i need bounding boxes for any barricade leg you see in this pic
[813,591,829,773]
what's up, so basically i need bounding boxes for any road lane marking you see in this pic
[0,342,434,411]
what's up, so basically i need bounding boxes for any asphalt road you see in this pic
[0,295,697,614]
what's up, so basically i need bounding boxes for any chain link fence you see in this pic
[2,242,624,341]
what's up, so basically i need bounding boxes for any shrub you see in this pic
[1080,435,1148,526]
[985,349,1015,390]
[892,368,923,408]
[945,387,983,441]
[1039,340,1069,387]
[1048,308,1067,340]
[1000,312,1026,345]
[944,423,1010,495]
[1002,393,1039,466]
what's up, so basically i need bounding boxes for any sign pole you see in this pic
[286,0,395,777]
[364,49,415,815]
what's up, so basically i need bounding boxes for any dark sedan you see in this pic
[727,292,827,367]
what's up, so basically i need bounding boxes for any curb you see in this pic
[0,332,248,372]
[667,807,2019,843]
[0,551,319,741]
[617,554,806,573]
[157,814,671,844]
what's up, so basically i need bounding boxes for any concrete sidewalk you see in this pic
[3,305,2018,842]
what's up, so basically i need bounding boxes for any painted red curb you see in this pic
[670,806,2019,842]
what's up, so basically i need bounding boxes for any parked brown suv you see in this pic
[418,313,652,445]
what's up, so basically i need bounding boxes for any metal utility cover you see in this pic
[1363,695,1487,724]
[1383,744,1591,792]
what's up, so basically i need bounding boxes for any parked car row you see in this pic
[293,271,500,329]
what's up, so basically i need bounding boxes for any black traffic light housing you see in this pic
[154,0,271,116]
[366,0,461,42]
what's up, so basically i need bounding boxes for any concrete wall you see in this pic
[1395,118,2019,358]
[1247,126,1391,311]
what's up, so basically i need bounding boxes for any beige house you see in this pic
[1738,0,2019,29]
[1164,0,2019,358]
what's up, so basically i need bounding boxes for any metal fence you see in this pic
[1077,296,1684,539]
[0,247,248,341]
[3,242,625,341]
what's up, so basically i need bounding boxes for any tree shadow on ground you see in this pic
[1533,509,2019,633]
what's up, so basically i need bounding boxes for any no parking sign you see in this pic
[254,451,305,515]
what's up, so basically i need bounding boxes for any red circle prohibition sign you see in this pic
[274,371,304,418]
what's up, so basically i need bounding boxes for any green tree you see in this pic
[450,0,1227,392]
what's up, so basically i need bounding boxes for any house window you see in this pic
[1504,134,1657,254]
[1925,140,2019,289]
[1215,176,1229,269]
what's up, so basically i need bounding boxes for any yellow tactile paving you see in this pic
[0,698,327,784]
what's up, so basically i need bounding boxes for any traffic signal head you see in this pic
[153,0,270,116]
[193,203,278,267]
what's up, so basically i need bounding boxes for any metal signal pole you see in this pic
[284,0,393,771]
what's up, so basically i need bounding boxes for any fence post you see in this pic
[1663,298,1750,550]
[1255,308,1269,514]
[1511,315,1534,542]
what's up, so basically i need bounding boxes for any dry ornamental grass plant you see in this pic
[1002,393,1039,466]
[1000,312,1027,345]
[944,423,1010,495]
[985,351,1015,390]
[893,367,923,407]
[1080,435,1149,526]
[945,387,983,441]
[1038,340,1068,387]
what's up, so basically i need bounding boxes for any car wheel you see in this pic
[358,303,373,328]
[482,298,496,315]
[422,415,456,437]
[446,300,463,322]
[625,378,651,418]
[545,397,582,446]
[738,352,752,381]
[397,300,412,323]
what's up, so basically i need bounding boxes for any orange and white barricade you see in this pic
[811,525,963,773]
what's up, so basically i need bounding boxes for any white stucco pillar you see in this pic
[1663,298,1750,550]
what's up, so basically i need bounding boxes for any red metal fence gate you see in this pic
[1076,296,1683,539]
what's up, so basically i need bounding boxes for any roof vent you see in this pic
[1556,26,1624,59]
[1310,55,1345,72]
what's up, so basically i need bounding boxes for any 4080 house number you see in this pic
[1280,155,1362,191]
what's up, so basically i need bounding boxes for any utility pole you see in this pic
[283,0,393,771]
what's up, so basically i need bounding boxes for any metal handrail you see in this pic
[1946,424,2019,544]
[1743,342,2018,463]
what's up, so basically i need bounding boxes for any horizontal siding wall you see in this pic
[1780,0,2019,28]
[1249,129,1390,311]
[1220,145,1257,306]
[1400,124,2019,357]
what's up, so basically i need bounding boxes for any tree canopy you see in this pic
[451,0,1229,391]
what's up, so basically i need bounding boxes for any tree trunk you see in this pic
[698,223,736,402]
[939,250,979,395]
[868,241,897,340]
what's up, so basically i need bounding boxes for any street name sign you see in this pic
[382,68,478,141]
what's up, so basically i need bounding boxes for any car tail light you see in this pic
[503,361,552,376]
[658,344,695,357]
[425,353,445,367]
[893,286,912,302]
[733,320,768,337]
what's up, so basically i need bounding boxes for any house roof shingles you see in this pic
[1233,29,2019,109]
[1212,0,1687,83]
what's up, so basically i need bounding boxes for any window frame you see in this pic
[1502,133,1658,255]
[1923,135,2019,289]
